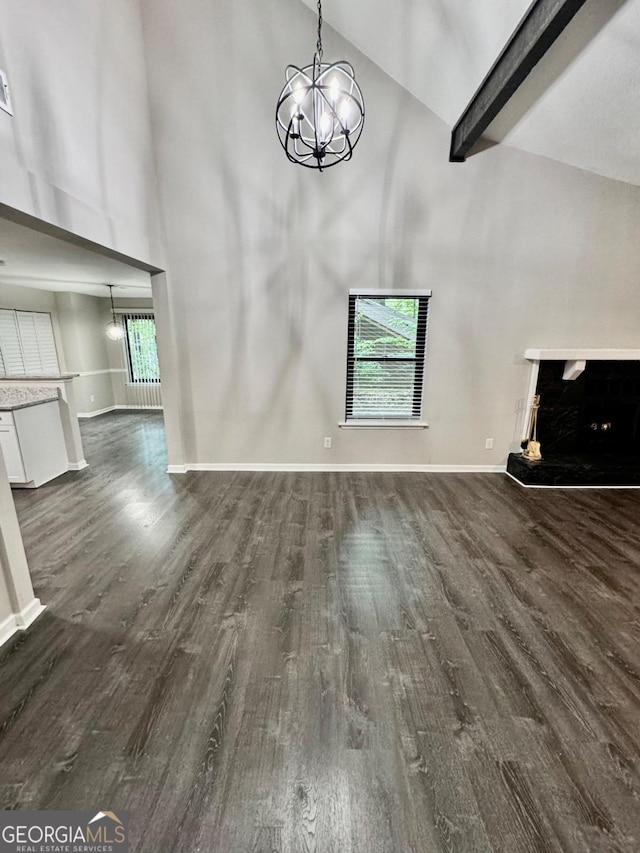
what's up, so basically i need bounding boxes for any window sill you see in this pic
[338,420,428,430]
[125,382,161,387]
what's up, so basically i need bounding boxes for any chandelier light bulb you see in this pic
[105,320,126,341]
[318,111,332,144]
[275,0,364,171]
[293,82,305,106]
[339,99,351,128]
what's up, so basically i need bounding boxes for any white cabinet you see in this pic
[0,421,26,481]
[0,402,68,487]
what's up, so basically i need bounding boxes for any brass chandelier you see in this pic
[275,0,365,171]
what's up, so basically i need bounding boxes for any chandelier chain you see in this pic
[316,0,323,59]
[109,285,118,323]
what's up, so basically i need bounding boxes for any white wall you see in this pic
[0,0,160,265]
[55,292,116,414]
[140,0,640,467]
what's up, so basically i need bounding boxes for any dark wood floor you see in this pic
[1,412,640,852]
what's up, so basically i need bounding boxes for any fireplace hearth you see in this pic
[508,360,640,487]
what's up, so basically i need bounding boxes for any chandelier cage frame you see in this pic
[275,1,365,171]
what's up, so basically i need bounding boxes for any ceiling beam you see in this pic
[449,0,588,162]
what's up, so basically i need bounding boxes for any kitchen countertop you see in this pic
[0,386,61,411]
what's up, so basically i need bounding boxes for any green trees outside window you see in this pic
[124,316,160,383]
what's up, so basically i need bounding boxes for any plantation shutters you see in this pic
[0,310,60,376]
[0,310,24,375]
[33,312,61,374]
[346,292,430,420]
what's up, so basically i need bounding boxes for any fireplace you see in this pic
[508,357,640,487]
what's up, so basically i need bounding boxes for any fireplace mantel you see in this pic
[523,348,640,361]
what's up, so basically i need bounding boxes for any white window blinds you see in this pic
[0,310,60,376]
[345,293,430,420]
[122,314,160,383]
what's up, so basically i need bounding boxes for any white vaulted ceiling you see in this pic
[301,0,640,185]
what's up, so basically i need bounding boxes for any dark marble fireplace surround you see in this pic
[508,360,640,486]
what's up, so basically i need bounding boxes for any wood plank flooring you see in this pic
[1,411,640,851]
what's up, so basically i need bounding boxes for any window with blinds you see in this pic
[0,310,60,376]
[345,293,430,420]
[122,314,160,383]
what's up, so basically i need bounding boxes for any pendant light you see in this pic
[275,0,364,171]
[105,285,126,341]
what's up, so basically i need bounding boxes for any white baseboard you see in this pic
[0,598,46,649]
[17,598,46,629]
[167,462,640,486]
[0,613,18,649]
[68,460,89,471]
[168,463,506,474]
[77,405,116,418]
[78,405,163,418]
[505,471,640,490]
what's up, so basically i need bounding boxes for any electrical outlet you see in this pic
[485,438,494,450]
[90,395,95,402]
[324,437,332,449]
